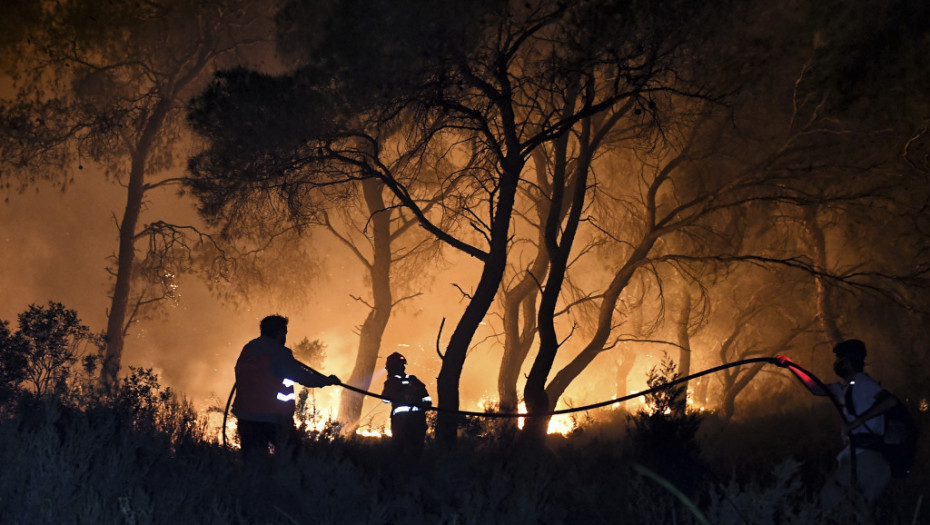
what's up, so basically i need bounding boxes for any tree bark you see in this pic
[498,287,539,411]
[540,241,656,425]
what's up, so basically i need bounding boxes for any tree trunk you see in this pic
[497,148,551,412]
[718,327,802,421]
[101,102,171,390]
[614,349,637,398]
[498,289,538,411]
[803,205,843,343]
[675,290,692,413]
[719,361,765,422]
[541,243,655,414]
[338,178,394,430]
[523,115,588,444]
[435,157,522,449]
[615,306,644,398]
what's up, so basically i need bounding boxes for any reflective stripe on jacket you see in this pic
[232,336,331,423]
[381,374,431,417]
[233,342,295,421]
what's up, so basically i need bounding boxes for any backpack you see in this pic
[880,394,919,478]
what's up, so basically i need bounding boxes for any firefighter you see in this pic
[232,315,340,457]
[381,352,432,457]
[817,339,898,511]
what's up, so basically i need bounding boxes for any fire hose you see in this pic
[222,355,846,448]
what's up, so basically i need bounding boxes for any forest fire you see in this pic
[214,390,587,445]
[472,399,579,436]
[1,0,928,522]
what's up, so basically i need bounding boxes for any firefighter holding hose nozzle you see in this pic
[232,315,340,458]
[784,339,900,512]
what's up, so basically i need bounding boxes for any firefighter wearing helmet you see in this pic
[381,351,432,456]
[232,315,340,457]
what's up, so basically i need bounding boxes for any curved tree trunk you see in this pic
[538,143,689,430]
[540,241,656,428]
[435,156,523,449]
[718,322,805,422]
[338,178,394,431]
[498,289,539,411]
[613,305,642,401]
[523,110,588,444]
[719,361,765,422]
[498,147,552,412]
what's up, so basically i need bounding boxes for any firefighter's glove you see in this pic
[328,374,341,386]
[774,355,794,368]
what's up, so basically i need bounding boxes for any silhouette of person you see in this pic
[381,352,431,457]
[816,339,898,511]
[232,315,339,457]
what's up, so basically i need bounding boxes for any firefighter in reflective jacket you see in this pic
[381,352,431,456]
[232,315,340,456]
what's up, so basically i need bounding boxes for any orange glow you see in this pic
[206,411,241,448]
[355,427,390,438]
[513,401,579,436]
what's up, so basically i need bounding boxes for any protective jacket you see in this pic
[381,374,432,417]
[232,335,331,423]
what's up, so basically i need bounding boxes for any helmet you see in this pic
[386,352,407,372]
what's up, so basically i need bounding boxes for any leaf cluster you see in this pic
[0,301,104,399]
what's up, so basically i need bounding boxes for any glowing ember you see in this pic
[687,397,706,413]
[355,427,390,438]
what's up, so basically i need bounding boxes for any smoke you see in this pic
[0,165,530,430]
[0,166,756,430]
[1,172,120,331]
[4,164,916,437]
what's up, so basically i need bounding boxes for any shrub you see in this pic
[1,342,926,523]
[626,355,705,494]
[0,319,28,404]
[704,460,819,525]
[0,301,103,404]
